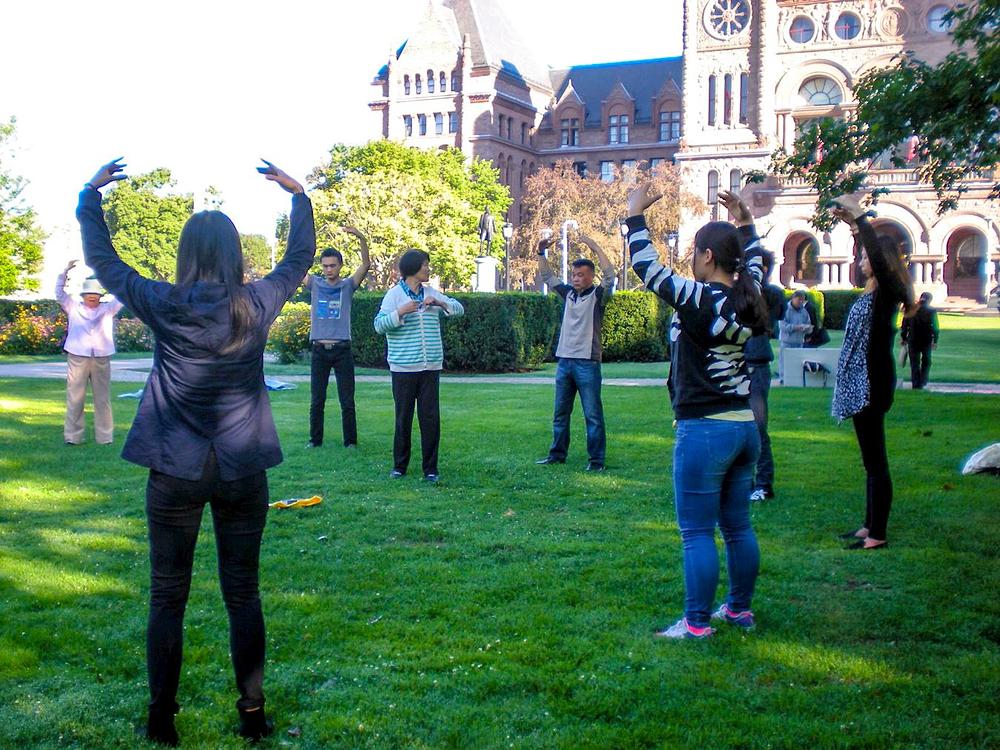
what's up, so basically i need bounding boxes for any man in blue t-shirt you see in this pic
[303,227,371,448]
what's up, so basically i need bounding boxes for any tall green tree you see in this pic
[102,168,193,280]
[240,233,272,280]
[767,0,1000,229]
[307,141,510,288]
[0,117,46,294]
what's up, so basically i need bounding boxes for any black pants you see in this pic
[391,370,440,475]
[146,457,269,714]
[851,407,893,540]
[907,344,932,389]
[310,342,358,446]
[748,363,774,491]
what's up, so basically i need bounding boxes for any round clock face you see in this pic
[704,0,752,39]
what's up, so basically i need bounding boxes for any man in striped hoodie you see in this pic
[374,249,464,482]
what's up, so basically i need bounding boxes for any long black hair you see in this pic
[175,211,254,354]
[693,221,769,333]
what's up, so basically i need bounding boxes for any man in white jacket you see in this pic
[56,260,124,444]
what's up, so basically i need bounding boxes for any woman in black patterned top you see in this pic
[830,195,915,551]
[626,184,770,639]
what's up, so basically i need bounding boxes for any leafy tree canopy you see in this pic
[102,168,193,281]
[0,117,46,294]
[766,0,1000,230]
[240,233,271,281]
[305,141,511,288]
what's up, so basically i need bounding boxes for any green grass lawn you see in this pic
[1,378,998,748]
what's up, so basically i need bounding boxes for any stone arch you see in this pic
[774,60,854,109]
[943,227,989,302]
[781,229,822,287]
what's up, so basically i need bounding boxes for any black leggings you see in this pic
[145,457,269,714]
[851,407,893,540]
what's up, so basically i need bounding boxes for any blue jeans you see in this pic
[673,419,761,627]
[549,358,606,464]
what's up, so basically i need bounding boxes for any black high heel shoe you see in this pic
[838,528,868,540]
[845,539,888,550]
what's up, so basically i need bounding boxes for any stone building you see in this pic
[369,0,999,301]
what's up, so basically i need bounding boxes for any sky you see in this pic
[4,0,684,289]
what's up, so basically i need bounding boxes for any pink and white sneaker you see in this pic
[711,603,756,629]
[654,618,715,639]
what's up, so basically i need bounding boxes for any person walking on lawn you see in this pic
[78,157,315,745]
[374,249,464,482]
[56,260,124,445]
[626,185,768,639]
[535,232,617,472]
[830,194,915,551]
[303,229,371,449]
[900,291,939,389]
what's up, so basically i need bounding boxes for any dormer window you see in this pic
[609,114,629,144]
[560,117,580,147]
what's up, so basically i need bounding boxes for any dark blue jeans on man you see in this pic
[673,418,761,627]
[547,357,606,465]
[309,341,358,446]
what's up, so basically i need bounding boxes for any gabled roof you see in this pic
[549,57,684,126]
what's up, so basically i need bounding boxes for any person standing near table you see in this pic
[303,228,371,448]
[56,261,124,445]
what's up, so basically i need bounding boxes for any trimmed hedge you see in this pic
[267,290,671,371]
[822,289,865,330]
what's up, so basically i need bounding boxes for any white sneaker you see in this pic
[654,618,714,639]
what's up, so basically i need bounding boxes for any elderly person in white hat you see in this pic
[56,259,124,444]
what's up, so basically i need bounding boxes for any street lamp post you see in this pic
[666,231,679,270]
[619,220,629,290]
[501,221,514,291]
[560,219,578,283]
[540,228,553,294]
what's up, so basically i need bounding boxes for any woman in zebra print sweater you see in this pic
[624,184,770,639]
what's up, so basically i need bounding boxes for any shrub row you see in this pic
[1,286,866,360]
[267,290,670,371]
[0,303,153,354]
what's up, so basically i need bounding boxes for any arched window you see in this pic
[451,71,459,91]
[799,77,843,106]
[415,74,422,94]
[498,114,505,137]
[506,156,513,185]
[427,70,435,94]
[521,122,528,144]
[529,161,536,176]
[739,72,749,123]
[520,159,527,190]
[507,117,513,140]
[707,170,719,205]
[403,75,411,96]
[730,169,742,193]
[440,72,447,92]
[497,152,505,182]
[723,73,733,124]
[708,75,717,125]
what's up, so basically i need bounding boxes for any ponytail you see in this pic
[693,222,769,333]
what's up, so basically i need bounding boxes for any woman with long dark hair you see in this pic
[830,195,914,551]
[77,158,315,744]
[625,185,770,639]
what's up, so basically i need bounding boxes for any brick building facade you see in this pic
[370,0,999,301]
